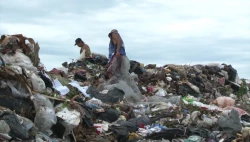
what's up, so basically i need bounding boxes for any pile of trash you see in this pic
[0,34,249,142]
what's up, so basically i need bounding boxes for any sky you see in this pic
[0,0,249,78]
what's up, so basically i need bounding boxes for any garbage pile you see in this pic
[0,34,250,142]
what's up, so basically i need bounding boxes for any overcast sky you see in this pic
[0,0,249,78]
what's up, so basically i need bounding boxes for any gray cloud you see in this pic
[0,0,249,78]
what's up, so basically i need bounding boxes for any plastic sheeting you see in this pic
[52,78,70,95]
[105,80,143,103]
[31,94,57,134]
[218,108,242,134]
[6,80,30,98]
[216,96,235,108]
[55,104,81,136]
[31,73,46,92]
[106,55,143,103]
[0,120,10,134]
[118,117,151,132]
[147,95,182,106]
[1,112,30,139]
[87,86,125,104]
[68,80,90,97]
[2,51,37,71]
[97,108,119,123]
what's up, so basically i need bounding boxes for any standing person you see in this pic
[107,29,130,79]
[106,29,143,103]
[74,38,92,60]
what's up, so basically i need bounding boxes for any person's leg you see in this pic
[120,56,130,76]
[106,56,116,79]
[110,57,121,78]
[107,56,129,79]
[120,56,141,95]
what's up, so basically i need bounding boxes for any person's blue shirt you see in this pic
[108,32,126,62]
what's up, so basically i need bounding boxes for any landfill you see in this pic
[0,34,249,142]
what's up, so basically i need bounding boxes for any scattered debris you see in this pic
[0,34,249,142]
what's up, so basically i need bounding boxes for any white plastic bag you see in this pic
[31,94,56,135]
[6,80,30,98]
[155,88,167,97]
[53,78,70,95]
[31,94,54,112]
[68,81,90,97]
[166,77,172,82]
[2,51,37,71]
[34,107,57,134]
[31,73,46,92]
[55,104,81,136]
[78,49,86,61]
[93,122,109,134]
[25,40,35,53]
[10,65,22,74]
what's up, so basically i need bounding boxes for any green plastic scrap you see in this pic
[116,107,121,115]
[183,96,194,104]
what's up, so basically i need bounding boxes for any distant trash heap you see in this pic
[0,34,249,142]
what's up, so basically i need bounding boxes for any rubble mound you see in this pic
[0,34,249,142]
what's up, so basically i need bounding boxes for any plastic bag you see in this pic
[166,77,172,82]
[155,88,167,97]
[110,125,129,142]
[31,94,56,134]
[2,51,37,71]
[107,55,143,103]
[130,72,138,81]
[55,104,81,136]
[85,98,103,109]
[218,108,242,133]
[185,135,202,142]
[17,115,35,130]
[31,94,54,112]
[97,108,119,123]
[0,120,10,133]
[147,95,182,106]
[94,122,109,134]
[87,86,124,104]
[105,80,142,103]
[25,40,34,53]
[6,80,30,98]
[186,82,200,94]
[216,96,235,108]
[10,65,22,74]
[34,107,57,134]
[78,49,86,61]
[31,73,46,92]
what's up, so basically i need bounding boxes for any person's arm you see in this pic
[84,44,91,57]
[111,33,122,57]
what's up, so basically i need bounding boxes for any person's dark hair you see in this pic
[74,38,84,45]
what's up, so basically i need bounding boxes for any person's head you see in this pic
[108,29,118,38]
[74,38,84,47]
